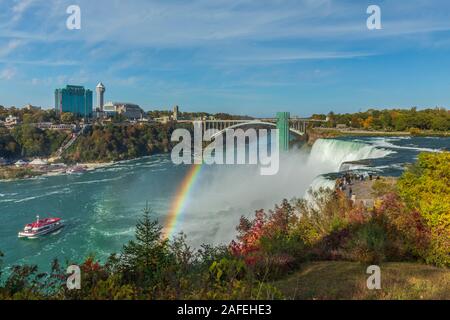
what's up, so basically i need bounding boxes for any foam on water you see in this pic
[307,139,394,172]
[371,137,442,153]
[14,188,71,203]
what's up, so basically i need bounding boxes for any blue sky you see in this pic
[0,0,450,117]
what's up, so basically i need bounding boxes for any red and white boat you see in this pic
[18,216,64,239]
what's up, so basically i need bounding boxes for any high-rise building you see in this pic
[54,85,93,118]
[96,82,106,111]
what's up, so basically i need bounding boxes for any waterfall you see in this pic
[304,139,394,198]
[307,139,393,172]
[159,138,394,245]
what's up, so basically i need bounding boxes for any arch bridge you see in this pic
[190,113,326,151]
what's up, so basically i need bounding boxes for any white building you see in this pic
[5,115,19,128]
[23,104,41,111]
[103,102,144,120]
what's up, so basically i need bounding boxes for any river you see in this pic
[0,136,448,270]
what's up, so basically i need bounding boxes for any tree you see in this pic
[398,152,450,267]
[362,116,374,129]
[10,125,68,158]
[327,112,336,128]
[119,204,171,287]
[111,113,127,123]
[431,117,449,131]
[350,116,362,128]
[0,129,20,158]
[312,114,327,121]
[60,112,76,124]
[380,111,393,130]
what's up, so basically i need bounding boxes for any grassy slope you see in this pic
[273,261,449,300]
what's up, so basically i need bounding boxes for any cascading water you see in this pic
[304,139,393,199]
[307,139,394,172]
[175,138,393,245]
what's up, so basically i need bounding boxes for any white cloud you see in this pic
[0,67,17,80]
[2,0,449,47]
[0,0,449,68]
[0,39,23,57]
[11,0,36,22]
[0,58,78,66]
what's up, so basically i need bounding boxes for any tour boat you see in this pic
[18,216,64,239]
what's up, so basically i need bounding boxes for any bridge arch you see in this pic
[207,121,304,139]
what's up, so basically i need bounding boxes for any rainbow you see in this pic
[164,164,203,239]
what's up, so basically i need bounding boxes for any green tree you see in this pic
[10,125,68,158]
[60,112,76,124]
[380,111,393,130]
[0,128,20,158]
[431,117,449,131]
[119,204,171,288]
[398,152,450,267]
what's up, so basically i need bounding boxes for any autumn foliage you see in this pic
[229,154,447,274]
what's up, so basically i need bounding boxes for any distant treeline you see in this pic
[312,108,449,131]
[147,110,254,120]
[0,126,68,159]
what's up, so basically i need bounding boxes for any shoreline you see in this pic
[0,162,114,182]
[42,162,114,177]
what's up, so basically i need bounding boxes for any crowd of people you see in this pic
[335,172,380,199]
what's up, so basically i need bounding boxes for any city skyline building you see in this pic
[96,82,106,111]
[103,102,144,120]
[54,85,93,118]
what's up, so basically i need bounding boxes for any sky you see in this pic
[0,0,450,117]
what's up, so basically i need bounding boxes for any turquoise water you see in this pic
[0,136,448,271]
[0,155,189,270]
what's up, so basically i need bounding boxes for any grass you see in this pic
[272,261,450,300]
